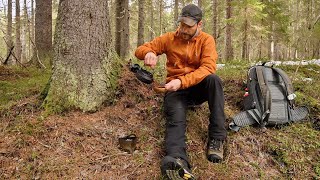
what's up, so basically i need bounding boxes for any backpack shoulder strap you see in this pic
[272,67,296,107]
[255,66,271,126]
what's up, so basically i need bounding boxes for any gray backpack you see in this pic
[229,64,309,131]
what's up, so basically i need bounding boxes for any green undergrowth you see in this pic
[266,123,320,178]
[279,65,320,115]
[0,66,51,112]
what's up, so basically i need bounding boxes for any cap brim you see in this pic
[177,16,197,26]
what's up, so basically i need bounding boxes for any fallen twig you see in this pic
[29,36,46,69]
[38,141,52,149]
[293,60,302,82]
[95,152,129,161]
[127,162,144,178]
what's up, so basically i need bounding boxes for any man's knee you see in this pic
[164,92,184,109]
[203,74,223,85]
[164,92,187,120]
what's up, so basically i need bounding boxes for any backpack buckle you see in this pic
[287,93,296,100]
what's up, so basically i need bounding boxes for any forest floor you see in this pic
[0,62,319,179]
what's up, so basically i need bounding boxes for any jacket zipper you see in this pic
[185,41,189,72]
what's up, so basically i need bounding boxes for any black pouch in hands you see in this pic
[129,63,154,84]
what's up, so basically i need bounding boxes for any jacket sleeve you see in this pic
[135,33,169,60]
[178,36,218,89]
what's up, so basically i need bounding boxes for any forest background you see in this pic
[0,0,319,179]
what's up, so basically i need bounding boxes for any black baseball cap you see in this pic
[177,4,202,26]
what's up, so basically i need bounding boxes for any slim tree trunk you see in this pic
[22,0,28,63]
[225,0,233,61]
[34,0,52,65]
[15,0,22,63]
[259,35,263,60]
[159,0,163,35]
[2,0,6,16]
[108,0,113,47]
[197,0,204,30]
[149,0,155,41]
[269,21,275,61]
[6,0,13,65]
[315,41,320,58]
[115,0,121,56]
[122,0,129,57]
[212,0,218,38]
[115,0,129,58]
[242,6,248,61]
[45,0,113,112]
[30,0,34,59]
[307,0,312,59]
[137,0,145,47]
[198,0,202,9]
[174,0,179,26]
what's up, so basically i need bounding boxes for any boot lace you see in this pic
[209,139,222,151]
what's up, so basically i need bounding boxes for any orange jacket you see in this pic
[135,29,218,89]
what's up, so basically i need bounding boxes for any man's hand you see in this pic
[165,79,182,91]
[144,52,158,69]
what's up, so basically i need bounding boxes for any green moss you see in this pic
[0,66,51,112]
[266,123,320,177]
[216,62,248,80]
[249,162,265,178]
[43,51,124,114]
[42,89,74,115]
[314,163,320,177]
[102,51,125,104]
[42,62,86,114]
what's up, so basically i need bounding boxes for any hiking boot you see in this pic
[160,156,195,180]
[207,139,224,163]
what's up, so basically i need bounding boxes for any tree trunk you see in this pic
[269,22,275,61]
[115,0,129,58]
[174,0,179,26]
[15,0,22,63]
[270,39,275,60]
[242,6,248,61]
[198,0,204,30]
[159,0,163,35]
[30,0,34,59]
[137,0,145,47]
[315,41,320,58]
[198,0,202,9]
[34,0,52,65]
[6,0,13,65]
[212,0,218,38]
[259,36,262,60]
[122,1,130,57]
[22,0,28,63]
[225,0,233,61]
[149,0,155,41]
[115,0,122,56]
[2,0,6,16]
[45,0,113,112]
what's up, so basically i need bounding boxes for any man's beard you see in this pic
[179,29,197,40]
[180,32,193,40]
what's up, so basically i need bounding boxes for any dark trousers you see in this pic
[163,74,227,163]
